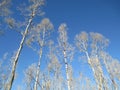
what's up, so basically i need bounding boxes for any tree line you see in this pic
[0,0,120,90]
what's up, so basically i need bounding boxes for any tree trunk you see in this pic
[34,28,45,90]
[95,58,105,90]
[85,51,103,90]
[63,50,70,90]
[34,49,42,90]
[103,56,117,90]
[6,13,35,90]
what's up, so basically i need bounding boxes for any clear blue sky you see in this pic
[45,0,120,57]
[0,0,120,89]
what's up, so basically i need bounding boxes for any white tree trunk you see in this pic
[6,13,35,90]
[102,56,117,90]
[34,49,42,90]
[34,28,45,90]
[95,57,108,90]
[85,51,103,90]
[85,51,108,90]
[63,50,70,90]
[95,58,106,90]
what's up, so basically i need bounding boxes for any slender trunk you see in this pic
[86,52,108,90]
[85,51,103,90]
[103,57,117,90]
[63,50,70,90]
[34,28,45,90]
[82,42,102,90]
[6,13,35,90]
[34,48,42,90]
[95,57,108,90]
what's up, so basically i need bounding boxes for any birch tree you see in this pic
[75,31,109,90]
[90,32,109,90]
[46,40,65,90]
[26,18,53,90]
[47,55,64,90]
[5,0,45,90]
[24,63,50,90]
[58,23,74,90]
[100,51,120,90]
[67,64,76,90]
[24,63,39,90]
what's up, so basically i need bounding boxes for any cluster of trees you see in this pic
[0,0,120,90]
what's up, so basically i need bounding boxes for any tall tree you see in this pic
[5,0,45,90]
[58,23,74,90]
[75,31,109,90]
[26,18,53,90]
[24,63,38,90]
[47,40,65,90]
[100,51,120,90]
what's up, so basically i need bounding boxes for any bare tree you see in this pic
[75,31,109,90]
[6,0,45,90]
[24,63,38,90]
[78,73,97,90]
[46,40,65,90]
[58,23,74,90]
[47,55,65,90]
[90,32,109,90]
[26,18,53,90]
[100,51,120,90]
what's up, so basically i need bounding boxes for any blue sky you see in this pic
[44,0,120,58]
[0,0,120,89]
